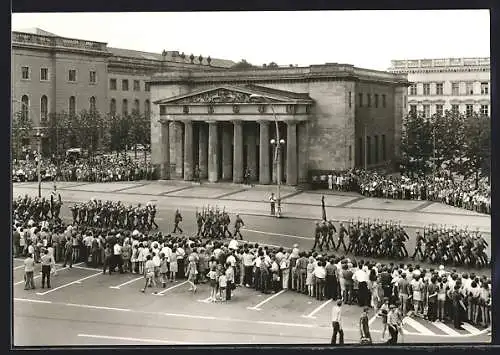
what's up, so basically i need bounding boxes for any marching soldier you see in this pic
[234,214,245,240]
[173,209,183,234]
[222,212,232,238]
[411,231,426,260]
[325,220,337,251]
[336,222,348,253]
[312,221,323,250]
[196,211,205,237]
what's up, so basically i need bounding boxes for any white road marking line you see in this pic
[302,299,332,319]
[77,334,190,345]
[109,276,144,289]
[67,303,131,312]
[36,271,102,295]
[247,289,287,311]
[402,316,434,336]
[462,322,482,335]
[160,312,216,320]
[153,280,189,296]
[73,265,101,272]
[197,297,212,303]
[243,229,311,240]
[432,321,461,336]
[13,265,25,270]
[13,264,74,285]
[14,298,52,304]
[258,320,314,328]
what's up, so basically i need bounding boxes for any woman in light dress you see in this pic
[169,247,178,282]
[306,257,315,297]
[185,259,198,293]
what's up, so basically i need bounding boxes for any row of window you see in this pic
[109,98,151,117]
[109,78,150,92]
[21,66,97,84]
[18,95,150,122]
[409,82,489,96]
[357,93,387,108]
[357,134,387,166]
[409,104,489,117]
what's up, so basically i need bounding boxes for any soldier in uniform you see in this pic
[196,212,205,237]
[173,209,183,234]
[312,221,323,251]
[324,220,337,251]
[412,231,426,260]
[336,222,348,253]
[234,214,245,240]
[222,212,232,238]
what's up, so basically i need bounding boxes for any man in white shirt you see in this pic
[228,238,238,251]
[242,249,255,287]
[113,242,124,274]
[331,300,344,344]
[354,265,369,307]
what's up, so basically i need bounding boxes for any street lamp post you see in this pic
[34,129,44,198]
[250,94,284,217]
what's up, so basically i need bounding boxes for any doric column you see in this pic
[198,123,208,179]
[233,120,243,183]
[259,121,271,184]
[208,121,219,182]
[297,121,309,183]
[174,121,184,178]
[286,121,298,186]
[222,123,233,180]
[159,121,170,179]
[183,120,193,181]
[246,123,257,181]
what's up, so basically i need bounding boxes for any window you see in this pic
[133,80,140,91]
[374,135,379,163]
[367,94,371,107]
[466,104,474,116]
[404,95,407,108]
[366,136,372,164]
[145,82,150,92]
[349,145,352,161]
[348,91,351,108]
[358,137,363,166]
[436,104,444,116]
[382,135,386,161]
[451,104,459,114]
[134,99,140,113]
[68,69,77,82]
[423,104,430,118]
[382,94,386,108]
[21,66,30,80]
[122,99,128,116]
[374,94,379,108]
[436,83,443,95]
[423,83,430,95]
[69,96,76,116]
[481,82,489,95]
[466,82,474,95]
[90,96,96,113]
[409,105,417,115]
[40,95,48,122]
[144,100,150,118]
[358,93,363,107]
[89,71,96,84]
[40,68,48,81]
[110,99,116,115]
[451,82,460,96]
[110,79,117,90]
[480,105,489,116]
[409,83,417,95]
[122,79,129,91]
[21,95,29,120]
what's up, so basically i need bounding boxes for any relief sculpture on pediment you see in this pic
[174,88,277,104]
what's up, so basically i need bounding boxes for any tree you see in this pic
[12,110,33,160]
[46,112,71,159]
[400,111,433,176]
[231,59,255,70]
[128,110,150,159]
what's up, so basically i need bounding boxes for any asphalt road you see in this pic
[12,183,492,346]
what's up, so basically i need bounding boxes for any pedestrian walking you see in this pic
[331,300,344,345]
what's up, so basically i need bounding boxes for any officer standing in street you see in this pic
[173,209,183,234]
[40,249,54,289]
[269,193,276,216]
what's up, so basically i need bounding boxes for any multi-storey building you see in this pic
[11,28,234,152]
[388,57,490,117]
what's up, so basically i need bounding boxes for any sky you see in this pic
[11,10,490,71]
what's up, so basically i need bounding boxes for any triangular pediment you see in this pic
[154,85,313,105]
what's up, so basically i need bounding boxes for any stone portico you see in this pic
[155,85,313,185]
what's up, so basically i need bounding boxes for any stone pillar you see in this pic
[183,120,193,181]
[286,121,298,186]
[222,123,233,180]
[297,121,309,183]
[259,121,271,184]
[208,121,219,182]
[246,123,257,181]
[233,120,243,183]
[198,123,208,179]
[174,121,184,178]
[159,121,170,179]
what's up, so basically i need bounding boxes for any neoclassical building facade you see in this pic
[149,64,409,186]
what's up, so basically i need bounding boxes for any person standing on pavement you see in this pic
[24,253,36,290]
[386,304,402,344]
[225,262,235,301]
[40,249,54,289]
[113,240,124,274]
[141,255,156,293]
[269,193,276,216]
[331,300,344,345]
[359,307,372,344]
[62,238,73,268]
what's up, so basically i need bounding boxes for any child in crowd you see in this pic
[159,252,169,288]
[208,266,218,302]
[219,269,227,302]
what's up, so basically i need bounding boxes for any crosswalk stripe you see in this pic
[462,322,481,335]
[403,317,434,336]
[432,321,461,336]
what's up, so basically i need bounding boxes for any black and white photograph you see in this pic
[11,10,491,346]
